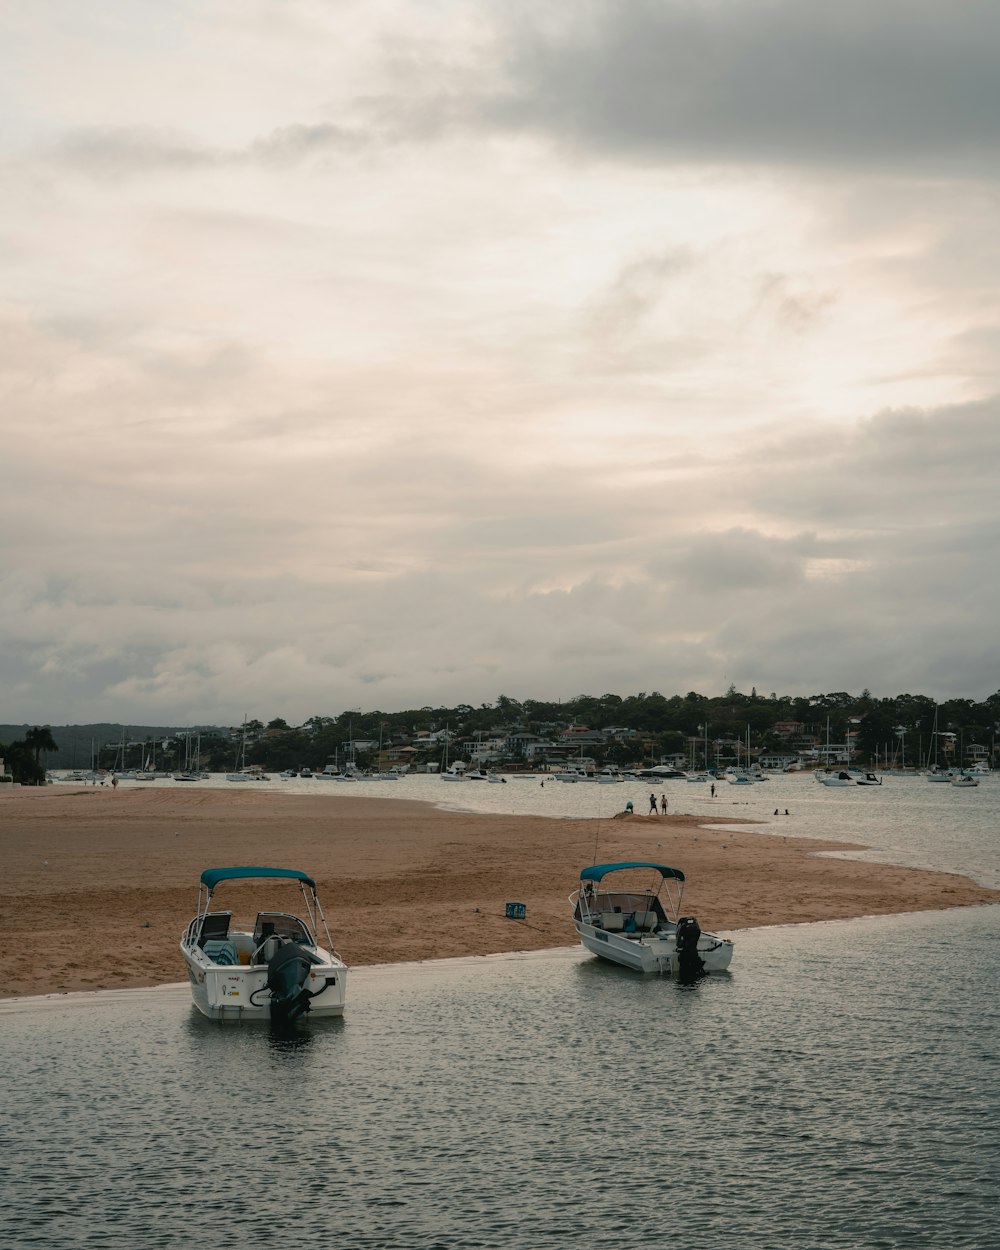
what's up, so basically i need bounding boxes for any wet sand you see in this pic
[2,784,998,997]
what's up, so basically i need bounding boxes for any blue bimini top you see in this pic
[580,861,685,884]
[200,866,316,891]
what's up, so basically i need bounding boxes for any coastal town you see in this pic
[3,686,998,784]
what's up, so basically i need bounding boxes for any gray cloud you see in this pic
[476,1,1000,172]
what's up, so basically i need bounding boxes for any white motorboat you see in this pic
[855,772,883,786]
[315,765,358,782]
[570,861,734,976]
[181,866,348,1023]
[226,767,270,782]
[817,769,882,786]
[815,769,853,787]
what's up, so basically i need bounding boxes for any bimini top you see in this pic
[580,861,685,884]
[200,866,316,891]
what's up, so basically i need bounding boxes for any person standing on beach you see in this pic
[660,793,667,815]
[710,782,716,798]
[649,792,658,814]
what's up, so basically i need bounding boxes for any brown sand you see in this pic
[1,784,997,998]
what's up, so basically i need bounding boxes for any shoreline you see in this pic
[2,785,998,998]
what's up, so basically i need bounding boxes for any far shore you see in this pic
[2,785,998,998]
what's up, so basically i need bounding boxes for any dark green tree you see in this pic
[1,739,47,784]
[24,725,58,767]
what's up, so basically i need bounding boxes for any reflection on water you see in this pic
[3,907,999,1249]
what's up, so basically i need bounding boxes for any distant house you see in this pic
[758,754,799,770]
[504,733,551,759]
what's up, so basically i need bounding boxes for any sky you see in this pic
[3,0,1000,727]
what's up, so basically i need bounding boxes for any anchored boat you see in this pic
[181,866,348,1023]
[570,861,734,976]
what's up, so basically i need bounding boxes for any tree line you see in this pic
[8,687,998,780]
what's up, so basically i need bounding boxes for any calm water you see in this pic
[9,772,998,1247]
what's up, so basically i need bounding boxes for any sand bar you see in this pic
[1,784,998,998]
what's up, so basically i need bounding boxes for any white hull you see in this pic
[575,920,733,974]
[182,944,347,1021]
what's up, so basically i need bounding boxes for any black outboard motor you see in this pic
[674,916,705,980]
[266,941,316,1024]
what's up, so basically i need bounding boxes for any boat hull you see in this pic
[181,947,348,1021]
[575,921,733,975]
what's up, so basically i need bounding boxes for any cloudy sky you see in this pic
[4,0,1000,726]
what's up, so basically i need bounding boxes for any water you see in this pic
[10,772,998,1247]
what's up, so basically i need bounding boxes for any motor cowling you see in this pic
[266,941,315,1024]
[674,916,705,978]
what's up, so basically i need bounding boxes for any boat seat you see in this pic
[202,939,238,966]
[253,935,282,964]
[634,910,658,931]
[601,911,625,931]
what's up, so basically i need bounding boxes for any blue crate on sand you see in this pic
[505,901,527,920]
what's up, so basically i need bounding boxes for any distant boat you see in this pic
[227,766,270,782]
[816,770,853,787]
[227,717,252,781]
[440,728,464,780]
[950,773,979,788]
[855,772,883,786]
[315,760,357,781]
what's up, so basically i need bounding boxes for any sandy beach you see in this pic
[1,784,997,998]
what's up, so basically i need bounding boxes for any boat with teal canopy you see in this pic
[181,864,347,1024]
[570,861,733,977]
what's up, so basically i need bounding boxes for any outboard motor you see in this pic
[266,941,316,1024]
[674,916,705,980]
